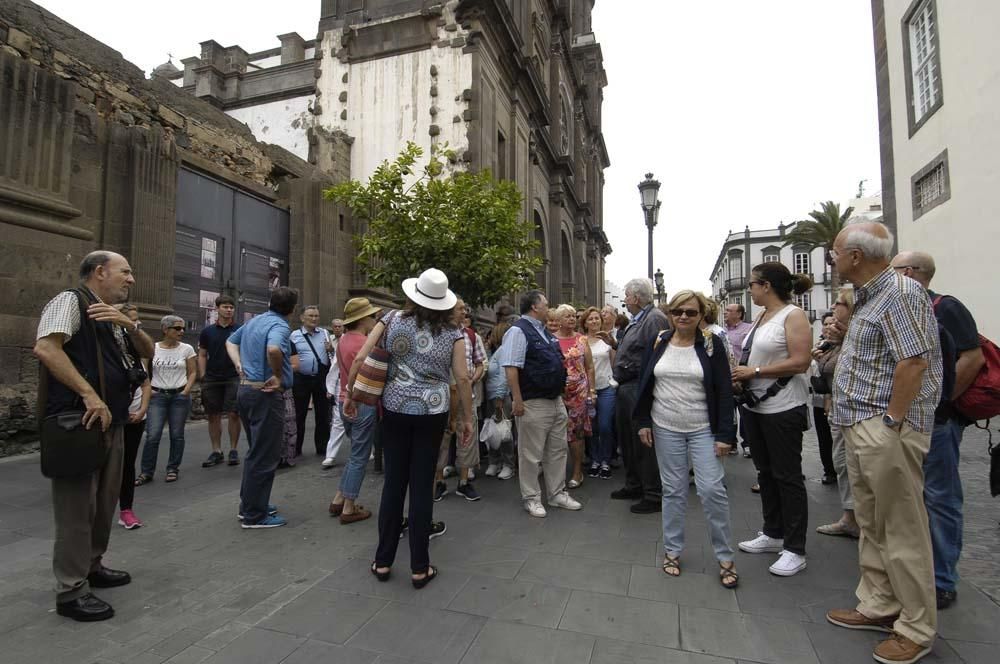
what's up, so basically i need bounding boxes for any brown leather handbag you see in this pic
[37,290,110,479]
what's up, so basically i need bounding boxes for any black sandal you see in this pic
[411,565,438,589]
[371,562,390,582]
[662,556,681,577]
[135,474,153,486]
[719,561,739,589]
[165,470,179,483]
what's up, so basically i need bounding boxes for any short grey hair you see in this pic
[844,221,895,260]
[79,251,113,280]
[160,315,185,330]
[624,278,654,306]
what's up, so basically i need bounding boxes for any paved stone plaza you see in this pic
[1,421,998,664]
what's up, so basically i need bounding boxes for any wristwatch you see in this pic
[754,366,761,377]
[882,413,902,430]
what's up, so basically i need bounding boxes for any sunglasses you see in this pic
[169,326,185,332]
[748,280,767,287]
[669,308,701,318]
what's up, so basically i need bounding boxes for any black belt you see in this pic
[152,387,184,394]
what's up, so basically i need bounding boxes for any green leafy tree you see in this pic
[782,200,854,288]
[324,142,541,309]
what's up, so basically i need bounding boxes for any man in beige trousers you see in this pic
[826,222,943,664]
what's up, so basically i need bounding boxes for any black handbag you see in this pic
[37,290,110,479]
[810,375,831,395]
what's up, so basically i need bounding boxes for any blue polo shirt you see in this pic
[289,327,331,376]
[228,310,293,388]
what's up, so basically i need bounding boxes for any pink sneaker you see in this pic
[118,509,143,530]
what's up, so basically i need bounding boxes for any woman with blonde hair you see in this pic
[634,290,738,588]
[581,306,616,479]
[553,303,595,488]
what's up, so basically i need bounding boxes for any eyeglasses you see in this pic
[892,265,919,272]
[827,247,857,265]
[669,308,701,318]
[169,326,185,332]
[748,280,766,288]
[833,301,847,308]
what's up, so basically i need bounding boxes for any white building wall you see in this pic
[316,14,473,182]
[226,96,313,161]
[884,0,1000,338]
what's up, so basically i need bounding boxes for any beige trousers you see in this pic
[516,397,568,502]
[843,416,936,647]
[52,424,124,602]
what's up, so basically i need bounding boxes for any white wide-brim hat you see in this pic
[401,268,458,311]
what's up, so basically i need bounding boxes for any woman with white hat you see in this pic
[345,268,474,589]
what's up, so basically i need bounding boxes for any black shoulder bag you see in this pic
[37,290,111,479]
[735,317,791,408]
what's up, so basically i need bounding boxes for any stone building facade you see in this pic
[0,0,356,449]
[170,0,612,305]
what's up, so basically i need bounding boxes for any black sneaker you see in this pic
[430,521,447,540]
[599,465,612,480]
[433,481,448,502]
[588,464,600,478]
[201,451,224,468]
[455,481,481,502]
[227,450,240,466]
[936,588,957,609]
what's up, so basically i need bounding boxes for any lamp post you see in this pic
[654,268,664,306]
[638,173,661,280]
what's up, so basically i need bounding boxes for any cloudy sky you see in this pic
[36,0,881,298]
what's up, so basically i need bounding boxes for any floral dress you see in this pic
[558,334,593,444]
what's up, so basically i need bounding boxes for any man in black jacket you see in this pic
[610,278,670,513]
[34,251,153,621]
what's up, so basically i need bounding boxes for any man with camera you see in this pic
[33,251,153,622]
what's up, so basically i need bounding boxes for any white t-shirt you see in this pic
[652,343,710,432]
[151,342,196,390]
[742,304,809,414]
[589,338,613,390]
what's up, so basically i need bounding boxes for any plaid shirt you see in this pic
[36,288,131,368]
[832,266,943,432]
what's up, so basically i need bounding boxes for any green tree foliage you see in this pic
[783,200,854,288]
[324,142,541,309]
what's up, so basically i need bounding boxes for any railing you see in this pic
[725,276,747,291]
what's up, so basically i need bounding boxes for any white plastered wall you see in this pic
[226,96,313,161]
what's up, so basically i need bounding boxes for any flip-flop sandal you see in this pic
[412,565,438,589]
[750,483,760,494]
[165,470,179,483]
[134,474,153,486]
[719,562,739,589]
[662,556,681,577]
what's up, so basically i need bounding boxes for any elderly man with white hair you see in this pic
[609,277,670,513]
[825,222,943,664]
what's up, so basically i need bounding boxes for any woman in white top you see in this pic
[634,291,738,589]
[138,315,197,484]
[731,263,813,577]
[581,307,617,479]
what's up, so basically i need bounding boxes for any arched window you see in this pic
[560,92,572,156]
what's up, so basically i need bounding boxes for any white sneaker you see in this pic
[485,464,499,477]
[738,531,784,554]
[321,457,336,469]
[524,499,547,518]
[442,465,456,478]
[498,465,514,480]
[769,550,807,576]
[548,492,582,511]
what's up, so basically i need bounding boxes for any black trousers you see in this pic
[742,404,809,555]
[119,420,144,511]
[812,406,836,477]
[292,371,331,456]
[615,380,661,502]
[375,410,448,574]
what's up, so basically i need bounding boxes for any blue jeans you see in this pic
[339,402,377,500]
[653,424,734,562]
[141,391,190,476]
[593,386,616,465]
[923,418,964,592]
[237,387,285,524]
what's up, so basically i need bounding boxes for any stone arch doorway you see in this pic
[560,229,574,304]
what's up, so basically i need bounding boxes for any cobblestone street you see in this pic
[1,421,997,664]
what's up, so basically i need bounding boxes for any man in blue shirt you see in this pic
[289,305,332,458]
[225,287,297,528]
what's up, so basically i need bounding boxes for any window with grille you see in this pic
[904,0,942,133]
[794,252,810,275]
[763,254,779,263]
[911,150,950,219]
[794,292,811,312]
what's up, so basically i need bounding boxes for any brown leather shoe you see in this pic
[873,632,931,664]
[340,507,372,524]
[826,608,897,633]
[328,501,343,517]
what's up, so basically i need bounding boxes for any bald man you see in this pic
[825,223,943,664]
[891,251,984,611]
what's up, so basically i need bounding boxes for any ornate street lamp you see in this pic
[654,268,665,305]
[638,173,661,280]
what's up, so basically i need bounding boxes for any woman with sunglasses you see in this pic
[137,315,196,484]
[635,291,739,589]
[731,263,813,577]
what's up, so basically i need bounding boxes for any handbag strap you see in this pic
[300,329,327,373]
[36,289,107,429]
[376,311,398,349]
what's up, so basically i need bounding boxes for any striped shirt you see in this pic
[831,266,943,433]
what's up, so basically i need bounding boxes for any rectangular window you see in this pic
[794,252,810,275]
[763,254,779,264]
[497,130,507,180]
[911,149,950,219]
[903,0,943,134]
[794,292,811,312]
